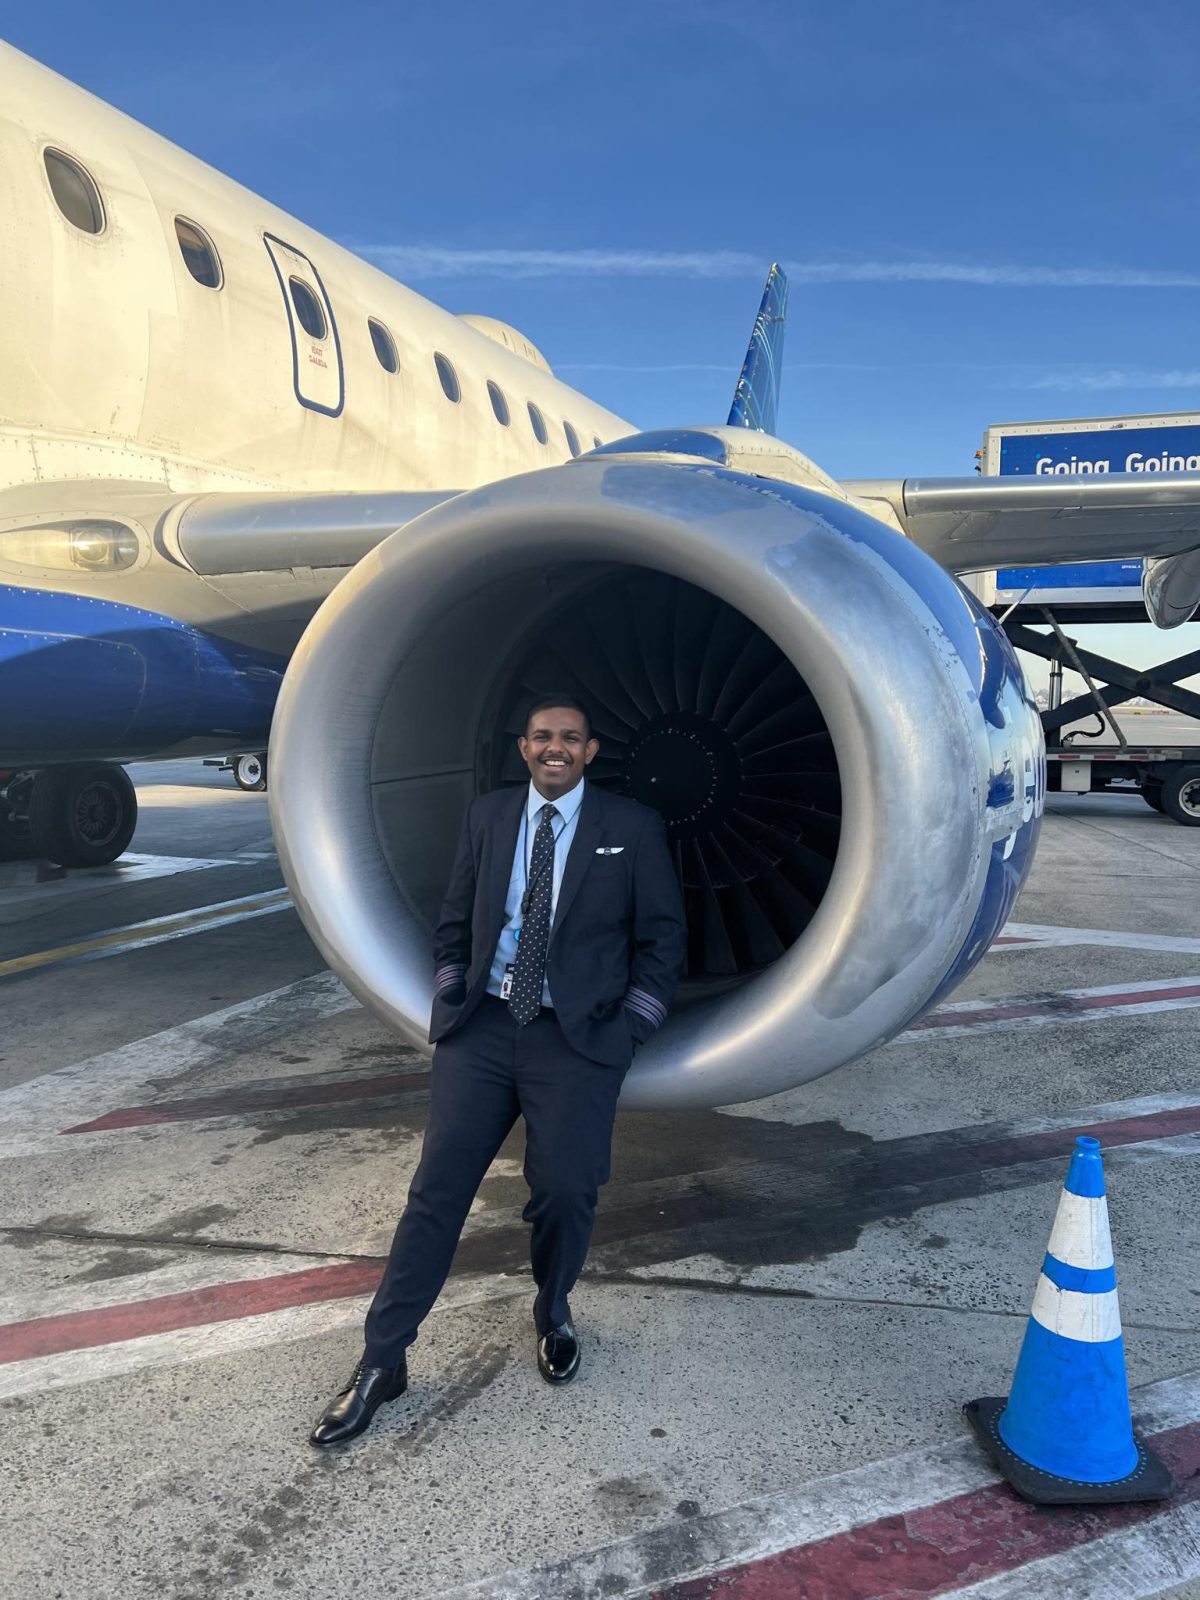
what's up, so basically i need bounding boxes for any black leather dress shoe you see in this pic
[537,1320,580,1384]
[309,1355,407,1447]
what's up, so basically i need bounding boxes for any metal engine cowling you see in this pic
[269,451,1043,1108]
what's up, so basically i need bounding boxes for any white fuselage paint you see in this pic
[0,44,630,502]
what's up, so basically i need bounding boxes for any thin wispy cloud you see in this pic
[795,263,1200,289]
[356,246,762,279]
[556,362,735,375]
[354,242,1200,289]
[556,360,887,376]
[1030,368,1200,392]
[555,359,1200,392]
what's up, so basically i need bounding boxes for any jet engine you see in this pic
[269,432,1044,1108]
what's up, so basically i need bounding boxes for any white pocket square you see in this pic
[595,846,624,855]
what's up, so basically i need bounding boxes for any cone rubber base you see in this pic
[964,1397,1174,1505]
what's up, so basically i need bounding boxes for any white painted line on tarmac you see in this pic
[951,1509,1200,1599]
[0,1297,369,1402]
[0,887,294,981]
[1003,921,1200,955]
[0,970,359,1160]
[0,851,245,914]
[0,1274,511,1401]
[893,974,1200,1042]
[995,1090,1200,1140]
[425,1372,1200,1600]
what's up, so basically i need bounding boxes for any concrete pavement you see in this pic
[0,768,1198,1598]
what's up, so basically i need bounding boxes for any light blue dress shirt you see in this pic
[487,777,586,1008]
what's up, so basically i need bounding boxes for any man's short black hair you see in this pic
[524,694,593,740]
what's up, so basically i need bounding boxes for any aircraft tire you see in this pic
[28,763,138,866]
[232,752,268,792]
[1139,781,1165,813]
[1161,764,1200,827]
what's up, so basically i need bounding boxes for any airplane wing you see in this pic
[844,471,1200,571]
[844,471,1200,626]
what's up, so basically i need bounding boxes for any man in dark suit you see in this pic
[311,695,687,1446]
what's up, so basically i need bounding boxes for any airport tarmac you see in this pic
[1,761,1198,1599]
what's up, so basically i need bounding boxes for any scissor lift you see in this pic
[998,601,1200,825]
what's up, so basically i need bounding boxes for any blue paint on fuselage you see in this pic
[0,583,284,762]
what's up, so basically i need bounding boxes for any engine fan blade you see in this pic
[724,658,806,742]
[630,574,682,713]
[579,583,662,721]
[706,833,787,967]
[686,838,740,975]
[695,606,757,716]
[733,694,826,755]
[490,570,843,983]
[547,610,647,732]
[672,583,721,713]
[711,628,787,727]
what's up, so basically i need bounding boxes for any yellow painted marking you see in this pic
[0,888,293,979]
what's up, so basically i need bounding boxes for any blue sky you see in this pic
[9,1,1200,693]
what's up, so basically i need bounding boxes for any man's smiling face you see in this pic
[518,705,599,800]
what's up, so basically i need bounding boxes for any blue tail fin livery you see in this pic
[727,262,789,435]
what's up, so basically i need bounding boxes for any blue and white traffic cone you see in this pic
[964,1135,1174,1504]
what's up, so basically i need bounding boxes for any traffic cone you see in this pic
[964,1135,1174,1504]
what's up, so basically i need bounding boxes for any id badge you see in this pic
[499,965,515,1001]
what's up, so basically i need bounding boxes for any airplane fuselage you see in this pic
[0,44,629,765]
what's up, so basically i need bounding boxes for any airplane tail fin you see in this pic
[727,262,789,435]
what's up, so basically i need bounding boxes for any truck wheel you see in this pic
[1140,781,1165,813]
[1161,764,1200,827]
[28,763,138,866]
[232,753,268,792]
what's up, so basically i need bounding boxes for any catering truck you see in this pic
[979,412,1200,826]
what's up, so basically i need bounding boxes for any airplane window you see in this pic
[488,380,510,426]
[44,149,104,234]
[563,421,581,458]
[174,218,222,289]
[435,352,461,403]
[289,277,327,340]
[527,402,548,445]
[369,318,399,373]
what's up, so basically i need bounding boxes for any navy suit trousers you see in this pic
[363,995,626,1366]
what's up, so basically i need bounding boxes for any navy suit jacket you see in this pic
[429,783,687,1067]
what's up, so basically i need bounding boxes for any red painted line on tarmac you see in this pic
[991,935,1035,946]
[953,1103,1200,1177]
[11,1101,1200,1365]
[0,1259,384,1364]
[62,1067,431,1133]
[655,1420,1200,1599]
[908,978,1200,1031]
[1055,1102,1200,1146]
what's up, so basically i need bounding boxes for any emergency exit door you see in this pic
[263,233,344,417]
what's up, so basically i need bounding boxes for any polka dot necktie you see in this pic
[509,803,558,1025]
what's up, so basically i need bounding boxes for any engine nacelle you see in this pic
[269,445,1044,1108]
